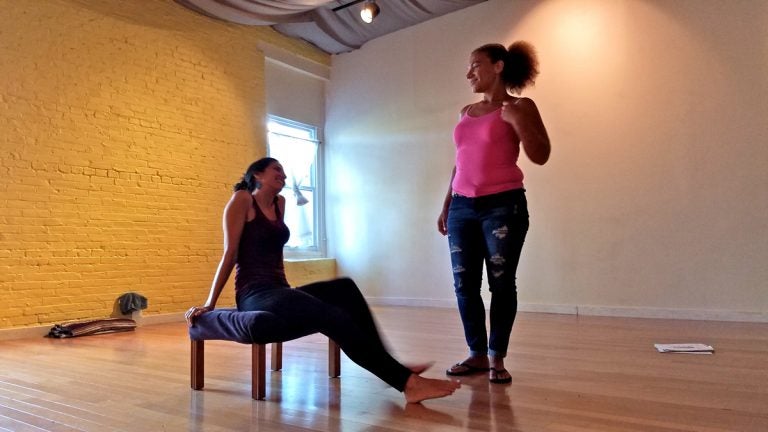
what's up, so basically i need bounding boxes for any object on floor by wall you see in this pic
[117,292,148,315]
[46,318,137,338]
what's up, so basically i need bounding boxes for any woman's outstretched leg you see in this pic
[247,285,411,391]
[295,278,388,350]
[294,279,460,401]
[296,279,435,374]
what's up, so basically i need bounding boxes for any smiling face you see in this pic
[466,51,503,94]
[255,161,286,192]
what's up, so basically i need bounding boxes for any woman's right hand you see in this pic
[437,209,449,236]
[185,305,213,326]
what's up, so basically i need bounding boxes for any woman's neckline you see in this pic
[464,105,502,118]
[249,195,279,223]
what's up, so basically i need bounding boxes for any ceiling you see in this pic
[176,0,487,55]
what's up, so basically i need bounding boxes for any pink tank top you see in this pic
[452,107,524,197]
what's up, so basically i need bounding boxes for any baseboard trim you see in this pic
[136,312,186,326]
[518,303,579,315]
[367,297,457,309]
[574,305,768,322]
[367,298,768,323]
[0,326,51,341]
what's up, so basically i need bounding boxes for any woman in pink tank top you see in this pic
[438,41,551,384]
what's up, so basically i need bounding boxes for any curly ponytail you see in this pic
[503,41,539,94]
[473,41,539,94]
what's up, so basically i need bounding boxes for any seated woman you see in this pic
[186,157,460,403]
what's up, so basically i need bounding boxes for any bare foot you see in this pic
[489,367,512,384]
[406,361,435,375]
[404,374,461,404]
[462,355,490,369]
[489,356,511,384]
[490,355,505,372]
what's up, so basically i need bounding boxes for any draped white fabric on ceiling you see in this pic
[175,0,487,54]
[176,0,340,25]
[175,0,335,25]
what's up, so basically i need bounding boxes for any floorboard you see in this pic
[0,307,766,431]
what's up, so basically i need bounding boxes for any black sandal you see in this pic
[446,362,490,376]
[489,367,512,384]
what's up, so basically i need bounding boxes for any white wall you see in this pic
[325,0,768,321]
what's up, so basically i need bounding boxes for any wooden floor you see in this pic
[0,307,766,432]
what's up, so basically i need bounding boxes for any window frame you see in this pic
[266,115,325,259]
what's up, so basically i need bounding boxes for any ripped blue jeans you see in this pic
[447,189,529,358]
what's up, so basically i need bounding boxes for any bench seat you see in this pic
[189,308,340,400]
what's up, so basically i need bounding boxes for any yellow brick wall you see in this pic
[0,0,333,329]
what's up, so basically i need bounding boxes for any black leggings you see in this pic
[236,278,412,392]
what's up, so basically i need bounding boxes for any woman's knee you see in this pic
[328,277,364,297]
[488,280,518,299]
[453,276,482,298]
[335,277,356,288]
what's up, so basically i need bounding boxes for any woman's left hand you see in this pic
[185,306,212,326]
[499,98,521,124]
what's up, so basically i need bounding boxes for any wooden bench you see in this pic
[188,308,340,400]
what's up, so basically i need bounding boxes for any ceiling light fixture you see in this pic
[332,0,380,24]
[360,1,380,23]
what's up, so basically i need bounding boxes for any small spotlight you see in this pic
[360,0,380,24]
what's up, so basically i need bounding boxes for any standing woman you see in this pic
[437,42,550,384]
[188,157,460,403]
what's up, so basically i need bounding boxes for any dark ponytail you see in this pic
[233,157,278,192]
[474,41,539,94]
[503,41,539,94]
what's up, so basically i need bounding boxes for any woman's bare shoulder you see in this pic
[231,189,253,201]
[227,190,253,209]
[511,96,537,108]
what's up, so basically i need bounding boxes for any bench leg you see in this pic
[271,342,282,371]
[252,344,266,400]
[191,340,204,390]
[328,339,340,378]
[193,339,337,399]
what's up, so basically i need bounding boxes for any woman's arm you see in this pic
[437,107,468,235]
[437,166,456,235]
[186,190,250,324]
[204,190,251,308]
[501,97,551,165]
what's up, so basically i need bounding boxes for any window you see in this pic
[267,115,324,256]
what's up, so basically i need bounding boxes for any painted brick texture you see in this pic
[0,0,332,329]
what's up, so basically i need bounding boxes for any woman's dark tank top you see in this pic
[234,195,291,293]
